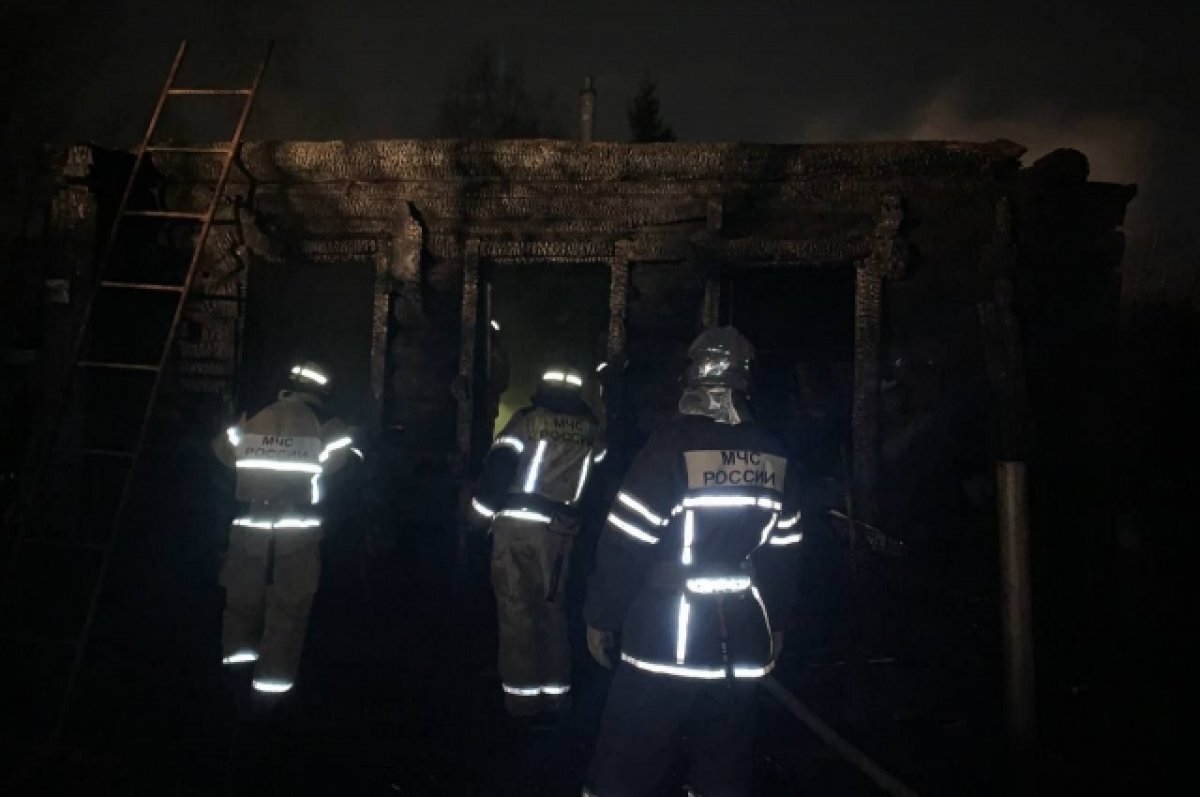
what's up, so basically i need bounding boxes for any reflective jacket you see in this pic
[212,391,353,529]
[584,415,802,679]
[473,393,603,527]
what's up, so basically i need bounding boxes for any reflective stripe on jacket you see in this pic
[584,414,802,679]
[213,391,351,513]
[473,403,601,524]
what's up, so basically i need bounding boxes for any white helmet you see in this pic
[684,326,756,392]
[539,366,585,392]
[288,359,333,396]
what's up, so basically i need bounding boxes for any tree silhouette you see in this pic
[435,41,563,139]
[627,76,676,143]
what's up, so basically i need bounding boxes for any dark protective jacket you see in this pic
[473,390,603,525]
[584,414,802,679]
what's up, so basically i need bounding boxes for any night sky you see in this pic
[2,0,1195,236]
[0,5,1194,790]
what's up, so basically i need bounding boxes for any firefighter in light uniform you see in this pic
[488,319,511,432]
[212,360,356,697]
[471,366,604,716]
[582,327,803,797]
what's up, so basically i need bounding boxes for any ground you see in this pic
[7,440,1004,796]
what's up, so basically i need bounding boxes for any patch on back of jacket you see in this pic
[236,434,322,466]
[683,450,786,492]
[528,413,596,447]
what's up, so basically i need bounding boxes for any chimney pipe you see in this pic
[579,75,596,143]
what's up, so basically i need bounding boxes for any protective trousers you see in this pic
[584,663,757,797]
[220,525,322,689]
[490,515,575,716]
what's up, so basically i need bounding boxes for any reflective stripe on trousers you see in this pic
[220,524,321,688]
[490,515,576,716]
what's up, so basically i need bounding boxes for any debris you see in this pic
[763,676,921,797]
[827,509,907,557]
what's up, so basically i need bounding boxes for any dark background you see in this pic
[2,0,1195,229]
[1,2,1196,793]
[241,258,376,420]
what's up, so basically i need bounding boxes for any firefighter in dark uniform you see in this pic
[581,327,803,797]
[471,364,605,716]
[212,359,359,698]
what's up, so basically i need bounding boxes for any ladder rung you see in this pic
[166,88,252,96]
[77,361,159,372]
[100,280,186,293]
[192,294,246,302]
[124,210,207,220]
[144,145,232,154]
[20,538,107,552]
[178,373,236,381]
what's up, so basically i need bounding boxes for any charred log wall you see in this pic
[35,139,1132,541]
[1013,149,1139,765]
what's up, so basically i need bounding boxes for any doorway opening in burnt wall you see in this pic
[720,264,856,482]
[470,261,610,467]
[239,256,375,427]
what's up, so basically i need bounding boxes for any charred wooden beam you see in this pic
[978,198,1037,796]
[108,138,1027,186]
[851,196,909,524]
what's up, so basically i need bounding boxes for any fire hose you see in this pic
[761,675,920,797]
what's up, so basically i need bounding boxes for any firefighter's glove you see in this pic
[586,626,614,669]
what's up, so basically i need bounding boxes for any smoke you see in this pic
[870,83,1197,304]
[798,80,1158,229]
[0,4,1184,241]
[895,82,1154,183]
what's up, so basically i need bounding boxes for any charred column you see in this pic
[579,76,597,143]
[852,196,908,525]
[978,198,1037,796]
[700,198,723,328]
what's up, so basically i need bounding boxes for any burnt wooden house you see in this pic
[0,136,1137,777]
[36,138,1134,537]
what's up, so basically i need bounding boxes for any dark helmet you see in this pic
[684,326,756,393]
[287,358,334,396]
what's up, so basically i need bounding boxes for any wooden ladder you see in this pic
[1,39,272,755]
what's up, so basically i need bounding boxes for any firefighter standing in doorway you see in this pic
[470,364,605,717]
[581,327,803,797]
[212,359,359,700]
[488,319,511,432]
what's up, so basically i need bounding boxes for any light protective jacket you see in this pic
[472,393,603,527]
[584,414,802,679]
[213,390,353,529]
